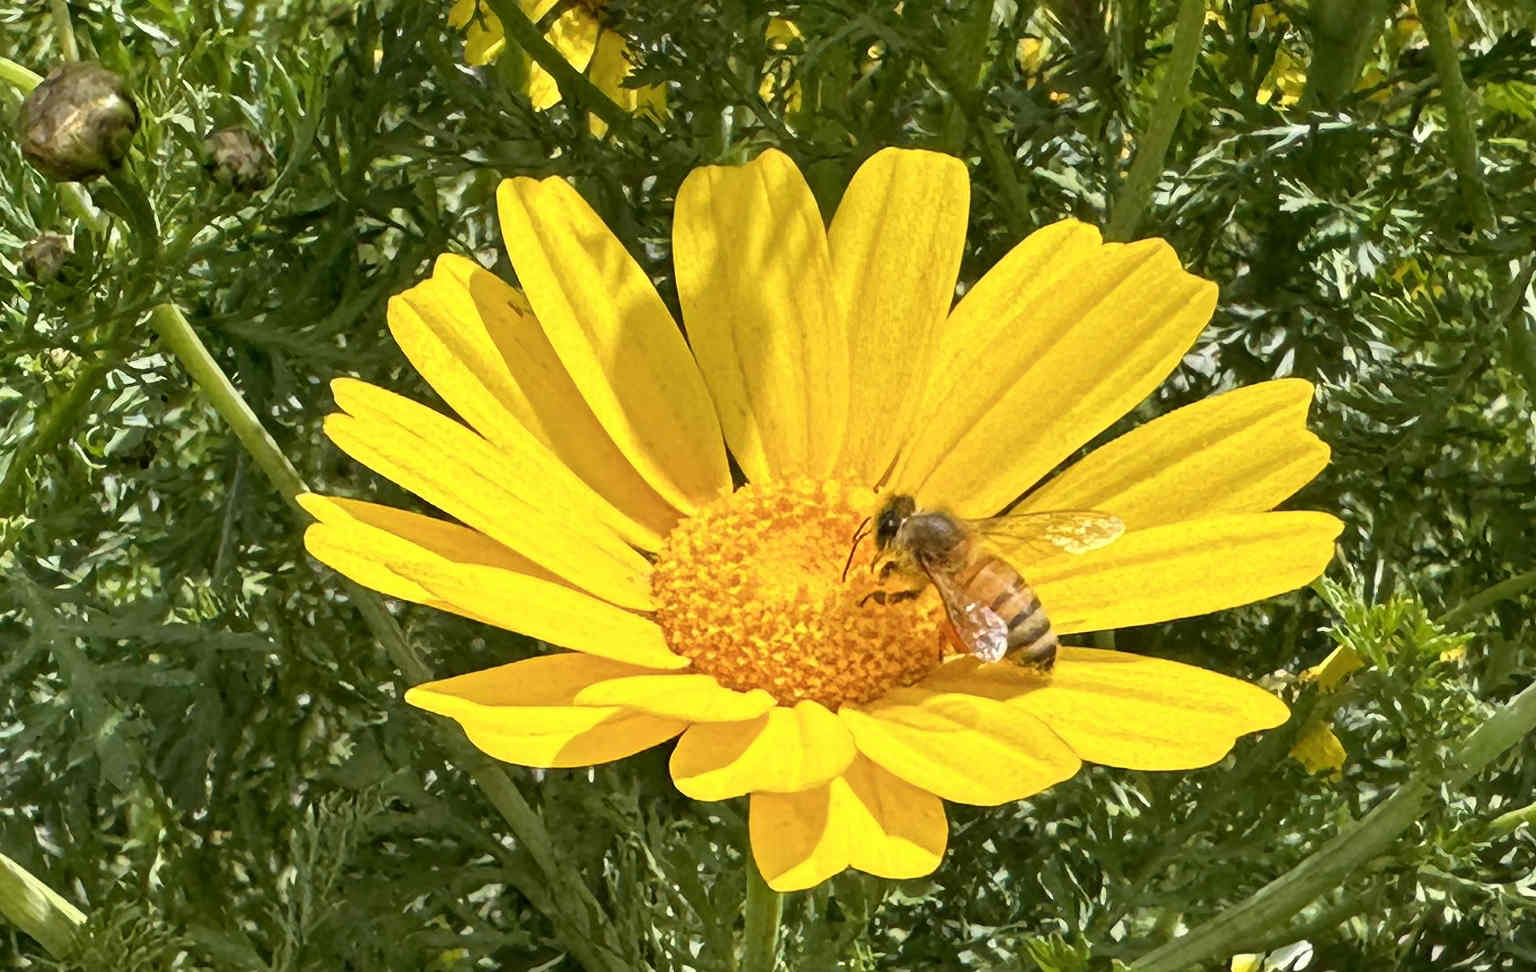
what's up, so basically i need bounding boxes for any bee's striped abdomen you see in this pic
[957,553,1057,671]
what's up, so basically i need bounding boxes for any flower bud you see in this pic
[20,233,74,284]
[20,62,140,183]
[202,127,275,193]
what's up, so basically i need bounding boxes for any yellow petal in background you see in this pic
[674,149,847,481]
[669,702,856,800]
[300,498,688,670]
[407,654,686,767]
[1302,644,1365,690]
[394,260,682,545]
[1290,719,1347,777]
[749,757,948,892]
[325,379,654,609]
[498,177,731,512]
[898,222,1217,516]
[829,148,969,485]
[449,0,507,66]
[522,0,601,110]
[574,674,776,722]
[1027,511,1342,634]
[588,30,666,133]
[1018,379,1330,530]
[1012,647,1289,770]
[840,689,1080,805]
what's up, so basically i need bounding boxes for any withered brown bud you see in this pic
[20,62,140,182]
[202,127,275,193]
[20,233,74,283]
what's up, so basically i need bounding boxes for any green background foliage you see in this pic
[3,1,1535,968]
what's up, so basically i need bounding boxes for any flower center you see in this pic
[651,479,949,709]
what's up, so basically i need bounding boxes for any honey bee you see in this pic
[846,495,1124,670]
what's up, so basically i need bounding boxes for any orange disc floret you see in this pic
[652,478,948,708]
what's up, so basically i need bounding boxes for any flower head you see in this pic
[447,0,664,123]
[20,62,139,183]
[304,148,1340,890]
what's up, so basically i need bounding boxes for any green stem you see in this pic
[1418,0,1495,231]
[1438,567,1536,630]
[0,850,85,957]
[741,856,783,972]
[50,0,79,62]
[147,304,306,507]
[0,56,42,90]
[144,301,629,972]
[1129,678,1536,971]
[1488,799,1536,836]
[1104,0,1205,242]
[482,0,635,138]
[1298,0,1388,108]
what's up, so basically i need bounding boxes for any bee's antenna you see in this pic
[842,516,871,583]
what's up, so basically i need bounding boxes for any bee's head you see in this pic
[873,494,917,551]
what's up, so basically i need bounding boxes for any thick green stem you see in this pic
[147,304,306,507]
[1488,799,1536,836]
[50,0,79,62]
[1299,0,1388,108]
[1104,0,1206,242]
[144,301,629,972]
[482,0,635,138]
[1418,0,1496,231]
[741,856,783,972]
[1129,679,1536,971]
[0,851,85,957]
[0,56,42,89]
[1439,567,1536,630]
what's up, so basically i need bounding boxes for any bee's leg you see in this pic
[857,587,924,608]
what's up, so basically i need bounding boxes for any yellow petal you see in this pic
[1290,719,1346,776]
[393,259,681,545]
[1018,379,1330,530]
[1002,647,1287,770]
[750,757,947,892]
[300,495,688,670]
[673,149,847,481]
[840,689,1080,805]
[407,654,686,767]
[574,674,776,722]
[587,30,666,128]
[1302,644,1364,691]
[498,176,730,512]
[1027,512,1343,634]
[669,702,856,800]
[516,0,600,109]
[298,491,555,599]
[897,221,1217,516]
[451,0,508,66]
[325,378,653,609]
[829,148,968,485]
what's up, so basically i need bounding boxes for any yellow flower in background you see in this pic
[448,0,664,122]
[303,148,1341,891]
[759,17,803,111]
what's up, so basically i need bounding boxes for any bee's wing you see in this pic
[967,510,1125,561]
[924,563,1009,663]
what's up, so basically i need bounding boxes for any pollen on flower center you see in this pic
[651,478,949,709]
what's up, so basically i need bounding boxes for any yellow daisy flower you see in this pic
[302,148,1341,891]
[447,0,664,121]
